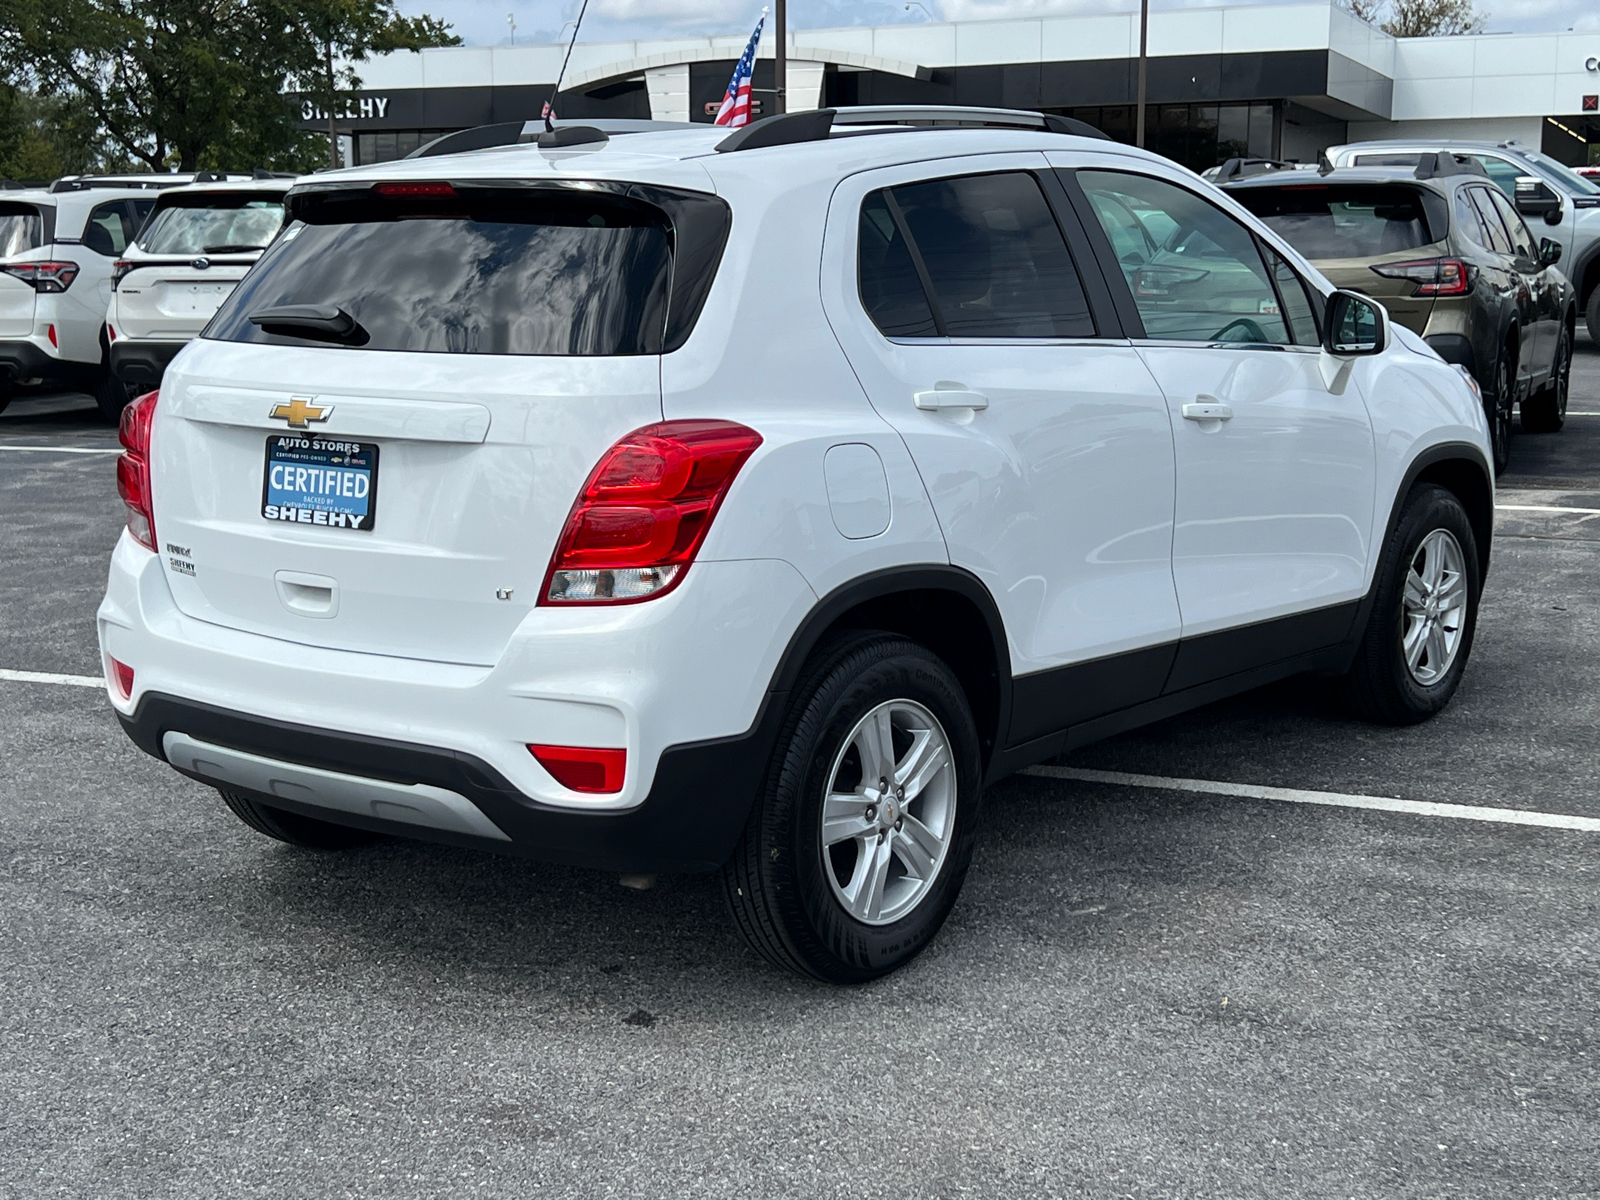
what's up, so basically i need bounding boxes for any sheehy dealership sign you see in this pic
[300,97,391,121]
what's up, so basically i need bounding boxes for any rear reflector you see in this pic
[46,323,57,347]
[374,182,456,197]
[108,657,134,701]
[528,744,626,794]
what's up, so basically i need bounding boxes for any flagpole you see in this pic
[1135,0,1148,148]
[774,0,786,114]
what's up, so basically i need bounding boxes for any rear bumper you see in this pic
[0,338,91,388]
[1423,333,1476,376]
[97,533,816,873]
[111,340,185,395]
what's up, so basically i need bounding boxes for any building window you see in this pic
[354,130,459,165]
[1064,102,1279,172]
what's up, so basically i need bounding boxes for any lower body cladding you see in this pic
[99,534,815,873]
[110,340,185,399]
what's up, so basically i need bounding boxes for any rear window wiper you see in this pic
[248,304,369,346]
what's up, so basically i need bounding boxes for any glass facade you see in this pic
[354,130,459,165]
[1064,103,1279,172]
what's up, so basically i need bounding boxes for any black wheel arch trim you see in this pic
[1384,440,1493,585]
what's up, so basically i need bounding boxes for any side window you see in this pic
[1465,155,1525,200]
[130,199,156,242]
[1454,190,1489,249]
[1078,170,1291,345]
[1468,187,1513,256]
[858,191,938,337]
[81,201,135,256]
[858,172,1095,339]
[1486,188,1536,261]
[1260,245,1321,346]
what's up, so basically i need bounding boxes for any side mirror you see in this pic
[1539,237,1563,267]
[1323,290,1386,357]
[1514,175,1563,225]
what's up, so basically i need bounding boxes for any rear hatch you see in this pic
[150,180,723,666]
[0,201,47,337]
[115,190,287,340]
[1231,180,1447,335]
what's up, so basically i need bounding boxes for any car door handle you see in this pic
[1182,401,1233,422]
[914,387,989,411]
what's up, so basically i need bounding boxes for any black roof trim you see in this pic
[716,105,1111,153]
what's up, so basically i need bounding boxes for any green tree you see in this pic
[1345,0,1484,37]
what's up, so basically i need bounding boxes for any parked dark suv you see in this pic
[1226,154,1576,473]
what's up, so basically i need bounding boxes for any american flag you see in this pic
[713,14,765,128]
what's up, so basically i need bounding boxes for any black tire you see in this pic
[1521,321,1571,434]
[218,789,379,849]
[1586,289,1600,351]
[1484,345,1513,475]
[1342,484,1481,725]
[722,632,983,983]
[93,367,129,424]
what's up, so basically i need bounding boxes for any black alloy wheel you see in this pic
[1485,347,1513,475]
[1521,321,1571,433]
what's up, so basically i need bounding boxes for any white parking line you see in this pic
[0,445,119,455]
[0,668,104,688]
[1021,764,1600,833]
[1497,504,1600,515]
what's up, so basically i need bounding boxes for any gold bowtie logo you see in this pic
[269,398,332,428]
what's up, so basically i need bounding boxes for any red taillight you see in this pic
[528,744,626,794]
[374,181,456,197]
[1370,257,1471,296]
[542,420,762,605]
[3,260,79,292]
[108,657,134,702]
[116,389,159,551]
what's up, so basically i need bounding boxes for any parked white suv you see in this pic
[99,109,1494,982]
[0,176,209,415]
[106,177,292,413]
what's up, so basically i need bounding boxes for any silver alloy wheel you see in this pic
[1402,528,1468,685]
[820,699,956,926]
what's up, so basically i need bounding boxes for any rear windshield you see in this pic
[0,203,43,257]
[140,195,286,255]
[206,189,673,356]
[1230,185,1440,259]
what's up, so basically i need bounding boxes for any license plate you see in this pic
[261,436,379,531]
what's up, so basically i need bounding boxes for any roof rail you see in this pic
[407,117,697,159]
[1413,151,1489,181]
[47,175,190,193]
[715,105,1111,153]
[1212,157,1295,183]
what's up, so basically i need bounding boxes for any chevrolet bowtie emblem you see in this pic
[269,398,332,428]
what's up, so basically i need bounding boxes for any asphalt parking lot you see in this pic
[3,346,1598,1200]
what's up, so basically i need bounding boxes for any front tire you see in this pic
[1342,484,1481,725]
[722,632,983,983]
[218,790,379,849]
[1521,321,1571,434]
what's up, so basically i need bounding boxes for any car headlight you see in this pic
[1452,363,1482,404]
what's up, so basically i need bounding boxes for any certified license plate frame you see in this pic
[261,435,380,532]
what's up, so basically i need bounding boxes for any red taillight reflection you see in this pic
[117,390,159,551]
[528,744,626,793]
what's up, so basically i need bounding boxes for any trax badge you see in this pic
[269,398,332,429]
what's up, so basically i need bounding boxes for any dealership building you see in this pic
[308,0,1600,172]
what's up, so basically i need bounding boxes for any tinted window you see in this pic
[0,203,42,256]
[82,201,137,256]
[1261,245,1321,346]
[1079,170,1290,344]
[860,172,1094,339]
[208,190,673,356]
[141,196,285,255]
[1232,185,1437,259]
[1486,188,1536,260]
[1454,190,1490,249]
[1468,187,1513,255]
[858,191,937,337]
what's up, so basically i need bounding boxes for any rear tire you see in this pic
[218,789,379,849]
[94,368,129,424]
[722,632,983,983]
[1342,484,1480,725]
[1586,289,1600,351]
[1484,346,1513,475]
[1521,321,1570,434]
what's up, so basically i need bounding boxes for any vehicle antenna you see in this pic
[545,0,591,133]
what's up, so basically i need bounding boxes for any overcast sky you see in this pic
[397,0,1600,50]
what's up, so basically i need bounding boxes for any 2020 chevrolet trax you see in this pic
[100,108,1494,982]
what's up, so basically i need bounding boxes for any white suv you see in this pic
[106,177,292,411]
[0,176,202,416]
[98,108,1494,982]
